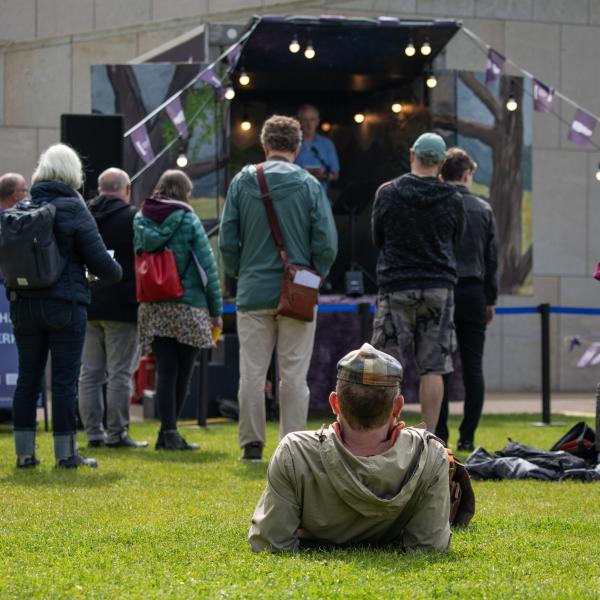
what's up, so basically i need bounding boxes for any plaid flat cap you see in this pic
[336,343,403,388]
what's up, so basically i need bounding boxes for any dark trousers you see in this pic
[11,297,87,435]
[436,280,487,444]
[151,336,199,431]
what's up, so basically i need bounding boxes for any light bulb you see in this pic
[405,41,416,57]
[426,74,437,89]
[289,36,300,54]
[321,122,332,132]
[224,86,235,100]
[239,70,250,86]
[241,119,252,131]
[354,113,365,124]
[176,153,188,168]
[506,96,518,111]
[304,43,316,60]
[595,163,600,181]
[391,102,402,113]
[420,40,432,56]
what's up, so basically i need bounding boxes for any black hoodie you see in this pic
[87,194,137,323]
[372,173,465,291]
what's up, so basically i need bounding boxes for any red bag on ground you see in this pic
[135,249,183,302]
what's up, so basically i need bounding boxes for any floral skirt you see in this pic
[138,302,212,354]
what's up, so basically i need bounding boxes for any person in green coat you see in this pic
[219,115,338,462]
[134,170,222,450]
[249,343,452,552]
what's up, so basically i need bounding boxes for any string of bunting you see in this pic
[462,27,599,149]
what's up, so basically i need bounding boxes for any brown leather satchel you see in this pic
[256,163,319,322]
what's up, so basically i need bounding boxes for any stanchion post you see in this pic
[358,302,371,343]
[538,303,551,424]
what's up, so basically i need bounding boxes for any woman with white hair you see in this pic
[8,143,122,469]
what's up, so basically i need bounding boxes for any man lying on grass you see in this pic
[249,343,451,552]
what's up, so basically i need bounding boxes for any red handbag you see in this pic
[135,247,183,302]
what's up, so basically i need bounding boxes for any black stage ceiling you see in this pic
[235,15,461,92]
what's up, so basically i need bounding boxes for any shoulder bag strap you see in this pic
[256,163,289,266]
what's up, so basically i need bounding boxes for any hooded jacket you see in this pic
[133,197,222,317]
[7,181,122,304]
[87,194,137,322]
[219,158,338,311]
[249,426,451,552]
[372,173,464,291]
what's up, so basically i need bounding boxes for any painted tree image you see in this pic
[432,72,532,294]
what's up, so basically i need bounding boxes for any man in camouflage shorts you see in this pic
[371,133,464,431]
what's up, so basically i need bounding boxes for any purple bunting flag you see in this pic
[568,108,598,147]
[199,67,222,90]
[130,124,154,165]
[533,79,554,113]
[485,48,505,86]
[165,97,188,139]
[227,43,242,75]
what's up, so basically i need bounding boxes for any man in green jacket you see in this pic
[249,343,451,552]
[219,115,338,462]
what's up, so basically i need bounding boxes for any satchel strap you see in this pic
[256,163,289,266]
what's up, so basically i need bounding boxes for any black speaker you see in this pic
[60,114,124,200]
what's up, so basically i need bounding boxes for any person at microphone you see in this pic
[295,104,340,195]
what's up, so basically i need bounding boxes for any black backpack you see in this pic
[0,202,65,289]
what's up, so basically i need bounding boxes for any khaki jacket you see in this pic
[249,425,451,552]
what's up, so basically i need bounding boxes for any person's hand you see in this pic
[211,316,223,330]
[307,167,326,181]
[486,305,495,324]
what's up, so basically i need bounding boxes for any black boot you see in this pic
[56,454,98,469]
[162,430,199,451]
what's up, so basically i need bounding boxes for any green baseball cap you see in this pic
[337,343,403,389]
[411,132,446,162]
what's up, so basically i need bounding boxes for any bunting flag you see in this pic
[568,109,598,147]
[533,79,554,113]
[576,342,600,368]
[199,67,223,94]
[227,43,242,75]
[485,48,505,86]
[165,97,188,139]
[130,124,154,164]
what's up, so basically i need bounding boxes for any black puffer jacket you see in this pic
[372,173,464,291]
[453,185,498,305]
[9,181,122,304]
[87,195,137,322]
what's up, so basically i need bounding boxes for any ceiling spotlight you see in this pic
[224,86,235,100]
[426,73,437,89]
[321,122,332,132]
[354,112,365,124]
[176,152,188,168]
[506,95,518,112]
[304,42,316,60]
[404,40,416,57]
[238,69,250,86]
[289,35,300,54]
[420,40,432,56]
[595,162,600,182]
[391,102,402,113]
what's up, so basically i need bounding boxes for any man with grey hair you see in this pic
[371,133,464,433]
[0,173,28,210]
[220,115,337,462]
[78,168,147,448]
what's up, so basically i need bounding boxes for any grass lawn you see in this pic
[0,414,598,599]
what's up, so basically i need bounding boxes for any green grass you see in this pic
[0,414,598,599]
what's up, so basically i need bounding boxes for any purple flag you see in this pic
[533,80,554,113]
[227,43,242,75]
[165,97,188,139]
[199,67,222,92]
[130,124,154,165]
[568,109,598,147]
[485,48,505,86]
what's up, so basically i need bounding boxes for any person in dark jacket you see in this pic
[9,144,122,469]
[78,168,147,449]
[436,148,499,450]
[371,132,464,432]
[134,170,223,450]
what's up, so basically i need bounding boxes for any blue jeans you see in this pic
[11,297,87,450]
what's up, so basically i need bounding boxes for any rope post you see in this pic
[538,303,551,424]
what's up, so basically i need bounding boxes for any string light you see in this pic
[426,73,437,89]
[391,102,402,113]
[224,86,235,100]
[506,95,518,111]
[404,40,416,57]
[241,109,252,131]
[289,35,300,54]
[304,41,316,60]
[354,112,365,124]
[239,69,250,86]
[420,39,432,56]
[595,162,600,182]
[321,122,332,132]
[176,152,188,168]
